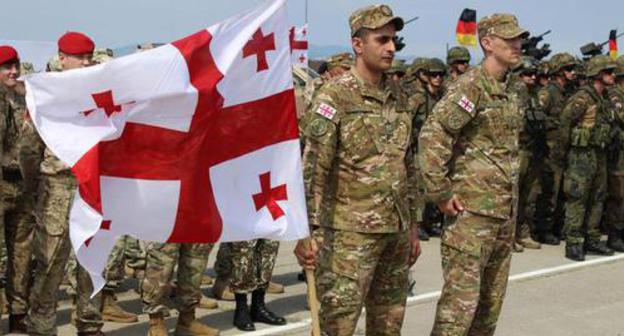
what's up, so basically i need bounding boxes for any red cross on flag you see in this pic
[289,24,308,67]
[24,0,309,295]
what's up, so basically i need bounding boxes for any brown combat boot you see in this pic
[199,294,219,310]
[102,291,139,323]
[175,310,219,336]
[212,278,234,301]
[148,313,169,336]
[9,313,28,333]
[266,281,285,294]
[518,237,541,249]
[513,242,524,253]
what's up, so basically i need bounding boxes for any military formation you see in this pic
[0,2,623,336]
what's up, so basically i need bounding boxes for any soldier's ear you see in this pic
[480,36,493,54]
[352,37,364,56]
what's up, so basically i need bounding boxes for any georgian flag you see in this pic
[289,24,308,67]
[24,0,309,294]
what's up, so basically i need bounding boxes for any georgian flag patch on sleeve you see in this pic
[457,95,475,113]
[315,102,337,120]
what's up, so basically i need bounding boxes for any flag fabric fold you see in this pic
[24,0,309,295]
[456,8,477,47]
[290,24,309,67]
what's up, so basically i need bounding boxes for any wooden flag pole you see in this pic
[303,238,321,336]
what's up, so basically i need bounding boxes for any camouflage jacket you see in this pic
[608,86,624,129]
[302,68,417,233]
[401,76,424,97]
[2,91,28,171]
[410,86,443,145]
[509,78,544,151]
[537,81,567,134]
[419,66,522,220]
[561,85,614,152]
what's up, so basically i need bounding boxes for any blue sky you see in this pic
[0,0,621,60]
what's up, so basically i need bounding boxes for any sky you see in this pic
[0,0,622,61]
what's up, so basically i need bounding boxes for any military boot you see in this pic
[607,229,624,252]
[102,290,139,323]
[212,278,235,301]
[233,294,255,331]
[518,237,541,249]
[565,244,585,262]
[538,232,560,245]
[148,313,168,336]
[586,240,614,256]
[250,289,286,326]
[176,310,219,336]
[199,294,218,310]
[267,281,284,294]
[513,242,524,252]
[9,313,27,333]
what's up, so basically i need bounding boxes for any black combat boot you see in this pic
[250,288,286,326]
[585,240,614,256]
[607,229,624,252]
[234,293,255,331]
[565,244,585,261]
[538,232,560,245]
[428,225,443,237]
[418,227,430,241]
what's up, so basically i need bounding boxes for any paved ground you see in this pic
[3,237,624,335]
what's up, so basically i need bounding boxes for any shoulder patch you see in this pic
[308,118,329,137]
[315,102,337,120]
[456,95,475,113]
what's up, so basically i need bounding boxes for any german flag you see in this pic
[609,29,618,60]
[456,8,477,47]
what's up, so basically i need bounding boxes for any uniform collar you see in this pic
[350,68,394,103]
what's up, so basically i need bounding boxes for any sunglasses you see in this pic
[602,69,615,75]
[453,60,469,65]
[562,65,576,72]
[427,72,446,78]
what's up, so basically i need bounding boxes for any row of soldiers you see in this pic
[0,33,290,335]
[303,36,624,263]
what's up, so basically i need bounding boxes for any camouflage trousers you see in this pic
[227,239,279,294]
[1,171,35,315]
[141,242,213,315]
[563,149,607,245]
[124,236,147,271]
[605,149,624,231]
[316,228,410,336]
[516,149,543,239]
[214,243,232,282]
[27,174,102,335]
[67,236,127,294]
[431,212,513,336]
[534,137,566,236]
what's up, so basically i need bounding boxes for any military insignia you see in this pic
[315,102,337,120]
[309,118,328,137]
[456,95,475,113]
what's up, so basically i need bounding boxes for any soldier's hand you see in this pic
[437,195,464,217]
[294,238,318,270]
[408,227,421,266]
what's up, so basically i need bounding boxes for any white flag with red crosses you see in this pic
[289,24,308,67]
[24,0,309,295]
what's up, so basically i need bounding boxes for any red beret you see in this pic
[58,31,95,55]
[0,46,19,66]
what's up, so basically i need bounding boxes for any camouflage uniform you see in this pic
[606,83,624,247]
[419,14,526,336]
[124,236,147,272]
[227,239,279,293]
[141,243,213,315]
[401,57,429,96]
[444,46,471,92]
[302,6,416,335]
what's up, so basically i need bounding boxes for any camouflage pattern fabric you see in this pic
[26,174,103,335]
[104,236,127,291]
[315,228,409,336]
[213,243,232,282]
[431,212,513,336]
[348,4,404,37]
[124,236,147,271]
[418,65,521,335]
[228,239,279,293]
[141,243,213,315]
[561,86,612,244]
[606,86,624,231]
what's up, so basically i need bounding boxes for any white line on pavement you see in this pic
[249,253,624,336]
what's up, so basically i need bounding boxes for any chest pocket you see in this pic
[341,108,384,161]
[475,100,521,140]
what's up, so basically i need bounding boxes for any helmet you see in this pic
[406,57,430,77]
[537,61,550,77]
[387,59,407,74]
[447,46,471,64]
[585,55,616,78]
[615,55,624,77]
[512,56,538,74]
[548,52,578,75]
[424,58,447,73]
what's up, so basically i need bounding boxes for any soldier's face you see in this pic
[453,61,469,74]
[600,69,615,85]
[353,24,397,72]
[520,71,536,86]
[562,66,576,81]
[0,61,21,89]
[484,36,522,67]
[60,52,93,70]
[428,71,445,88]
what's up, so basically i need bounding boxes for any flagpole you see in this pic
[305,0,308,23]
[304,238,321,336]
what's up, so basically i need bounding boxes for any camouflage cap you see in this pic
[585,55,616,78]
[349,4,404,37]
[477,13,528,40]
[447,46,471,64]
[326,52,353,70]
[548,52,578,75]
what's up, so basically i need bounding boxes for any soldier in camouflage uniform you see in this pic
[142,243,219,336]
[510,56,543,252]
[561,55,617,261]
[387,59,407,82]
[606,55,624,252]
[294,5,421,335]
[411,58,447,241]
[402,57,430,96]
[229,239,285,331]
[25,32,105,336]
[444,46,471,91]
[303,52,353,111]
[0,46,37,333]
[533,52,580,245]
[419,14,526,335]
